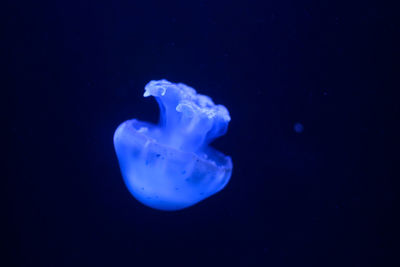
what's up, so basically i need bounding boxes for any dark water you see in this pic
[5,1,397,266]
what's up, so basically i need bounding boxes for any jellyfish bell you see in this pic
[113,79,233,211]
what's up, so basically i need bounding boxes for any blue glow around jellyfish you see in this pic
[113,79,233,211]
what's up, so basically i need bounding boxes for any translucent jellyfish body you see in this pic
[113,80,233,211]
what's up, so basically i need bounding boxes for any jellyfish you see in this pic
[113,79,233,211]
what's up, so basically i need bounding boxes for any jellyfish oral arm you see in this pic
[114,79,233,211]
[144,80,231,153]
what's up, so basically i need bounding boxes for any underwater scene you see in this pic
[5,1,396,266]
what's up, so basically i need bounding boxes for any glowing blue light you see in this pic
[113,79,233,211]
[294,122,304,133]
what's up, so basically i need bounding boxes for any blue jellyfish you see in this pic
[113,79,233,211]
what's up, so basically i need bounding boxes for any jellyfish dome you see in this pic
[113,79,233,211]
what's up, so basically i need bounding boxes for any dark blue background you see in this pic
[5,0,397,266]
